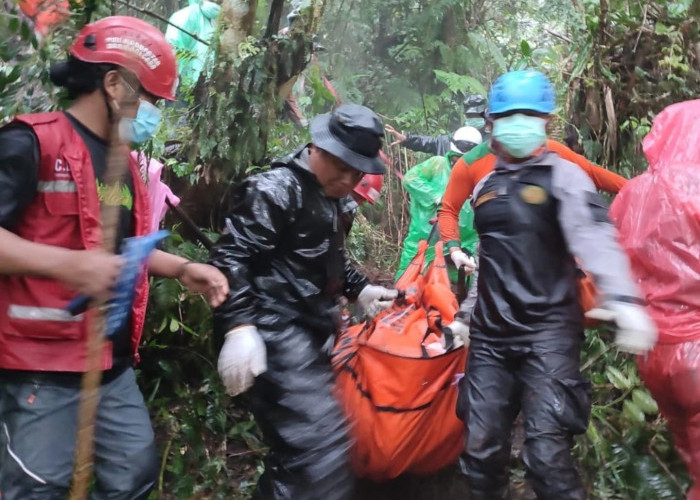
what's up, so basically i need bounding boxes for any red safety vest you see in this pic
[0,112,151,371]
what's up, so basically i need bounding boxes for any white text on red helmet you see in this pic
[105,36,161,70]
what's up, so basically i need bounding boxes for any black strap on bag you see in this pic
[457,267,468,304]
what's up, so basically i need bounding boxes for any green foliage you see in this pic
[0,4,57,119]
[3,1,695,497]
[319,0,579,142]
[567,0,700,173]
[139,229,265,499]
[576,328,689,499]
[347,212,400,276]
[184,8,319,183]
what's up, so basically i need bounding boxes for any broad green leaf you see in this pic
[606,365,633,390]
[654,23,671,35]
[513,58,529,71]
[600,66,616,82]
[622,400,646,423]
[570,41,592,80]
[433,70,487,96]
[20,21,31,41]
[467,32,507,73]
[668,0,692,17]
[632,389,659,415]
[520,40,532,57]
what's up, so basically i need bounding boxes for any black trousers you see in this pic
[457,335,591,500]
[249,320,354,500]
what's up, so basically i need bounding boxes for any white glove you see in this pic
[217,325,267,397]
[590,302,658,355]
[357,285,399,318]
[444,320,470,347]
[450,250,477,275]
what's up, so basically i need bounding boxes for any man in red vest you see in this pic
[0,16,227,499]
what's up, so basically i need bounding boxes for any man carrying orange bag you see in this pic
[438,70,657,499]
[441,92,627,340]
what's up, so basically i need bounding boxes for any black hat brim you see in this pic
[310,113,386,175]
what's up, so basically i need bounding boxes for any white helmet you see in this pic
[450,126,483,154]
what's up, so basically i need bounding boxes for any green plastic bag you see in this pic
[396,155,478,281]
[165,0,221,88]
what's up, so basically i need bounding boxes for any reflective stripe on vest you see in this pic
[8,305,84,322]
[37,180,77,193]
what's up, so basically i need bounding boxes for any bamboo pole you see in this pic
[69,82,139,500]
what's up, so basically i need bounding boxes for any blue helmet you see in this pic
[488,70,555,115]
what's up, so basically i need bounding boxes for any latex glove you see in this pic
[358,285,399,318]
[588,302,658,354]
[444,320,470,347]
[450,250,477,275]
[217,325,267,397]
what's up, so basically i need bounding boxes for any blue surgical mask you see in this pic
[465,117,486,130]
[492,113,547,158]
[119,100,163,144]
[131,100,162,144]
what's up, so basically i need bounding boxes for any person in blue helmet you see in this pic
[438,70,658,499]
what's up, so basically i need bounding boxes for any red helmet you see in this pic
[353,174,383,204]
[70,16,178,101]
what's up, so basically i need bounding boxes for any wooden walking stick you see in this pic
[69,76,140,500]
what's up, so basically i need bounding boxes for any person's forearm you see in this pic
[589,165,627,194]
[0,227,71,279]
[402,134,444,155]
[148,249,189,279]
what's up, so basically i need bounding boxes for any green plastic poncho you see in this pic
[165,0,221,88]
[396,154,478,280]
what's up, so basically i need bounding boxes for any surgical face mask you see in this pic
[491,113,547,159]
[119,100,163,144]
[465,117,486,130]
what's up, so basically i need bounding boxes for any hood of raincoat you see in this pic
[643,99,700,172]
[610,99,700,343]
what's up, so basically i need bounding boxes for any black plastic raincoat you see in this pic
[210,146,367,500]
[402,133,451,156]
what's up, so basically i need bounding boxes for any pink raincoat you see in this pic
[130,152,181,233]
[610,100,700,500]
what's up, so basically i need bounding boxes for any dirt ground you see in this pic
[223,418,537,500]
[354,466,536,500]
[225,425,538,500]
[353,419,537,500]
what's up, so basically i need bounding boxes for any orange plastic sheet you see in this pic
[332,241,466,479]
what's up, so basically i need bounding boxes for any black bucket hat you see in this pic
[310,104,386,174]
